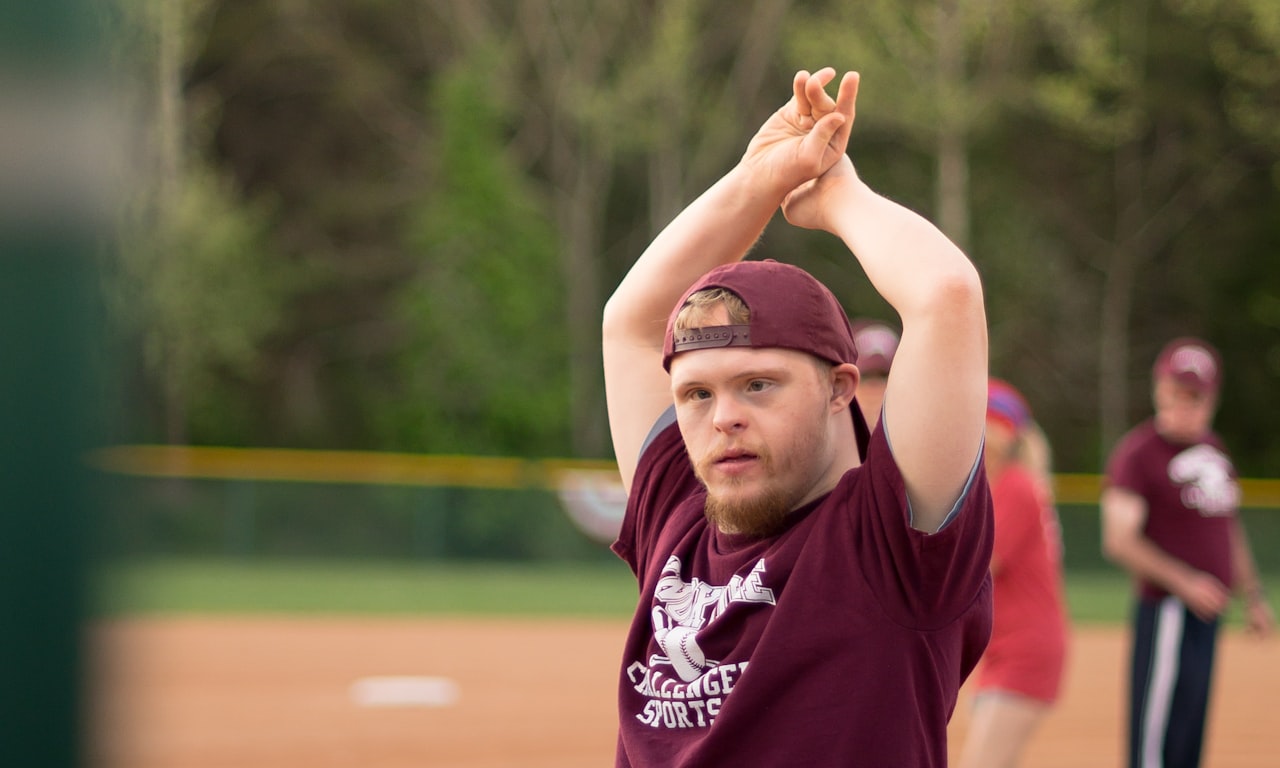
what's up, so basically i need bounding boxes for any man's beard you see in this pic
[694,402,828,539]
[703,484,792,538]
[697,447,801,538]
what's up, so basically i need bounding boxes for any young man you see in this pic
[1102,337,1274,768]
[602,67,993,767]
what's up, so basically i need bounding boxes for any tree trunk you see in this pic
[936,127,970,252]
[934,0,969,251]
[158,0,189,445]
[1097,243,1137,457]
[558,149,611,458]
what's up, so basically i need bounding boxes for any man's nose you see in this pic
[712,395,747,432]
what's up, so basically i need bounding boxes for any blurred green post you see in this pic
[1,1,107,765]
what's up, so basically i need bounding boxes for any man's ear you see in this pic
[830,363,860,410]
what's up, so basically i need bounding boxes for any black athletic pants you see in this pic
[1128,597,1219,768]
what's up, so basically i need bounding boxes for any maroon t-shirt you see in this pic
[1105,420,1240,601]
[610,416,993,767]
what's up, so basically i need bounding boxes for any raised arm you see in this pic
[781,92,987,532]
[603,68,857,492]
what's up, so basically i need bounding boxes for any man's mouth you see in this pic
[715,449,759,467]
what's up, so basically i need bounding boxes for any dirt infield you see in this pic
[88,618,1276,767]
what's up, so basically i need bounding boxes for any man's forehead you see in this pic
[1157,375,1214,400]
[669,345,817,382]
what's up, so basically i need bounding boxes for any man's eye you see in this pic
[690,389,711,400]
[747,380,769,392]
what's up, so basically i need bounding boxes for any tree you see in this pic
[1016,0,1256,460]
[107,0,287,444]
[429,0,796,458]
[390,52,570,456]
[786,0,1029,252]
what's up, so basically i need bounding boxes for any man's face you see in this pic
[669,345,840,537]
[1153,375,1217,443]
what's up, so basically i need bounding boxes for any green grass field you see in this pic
[92,558,640,618]
[90,557,1276,626]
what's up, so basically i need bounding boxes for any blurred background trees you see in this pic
[105,0,1280,475]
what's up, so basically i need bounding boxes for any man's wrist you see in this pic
[724,162,792,213]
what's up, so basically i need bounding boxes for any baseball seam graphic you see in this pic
[665,626,707,681]
[680,632,698,667]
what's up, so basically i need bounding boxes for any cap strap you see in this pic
[671,325,751,353]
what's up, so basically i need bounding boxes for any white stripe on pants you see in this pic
[1141,597,1184,768]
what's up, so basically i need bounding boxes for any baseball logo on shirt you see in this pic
[1167,444,1241,516]
[627,555,776,729]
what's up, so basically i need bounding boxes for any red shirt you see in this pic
[611,417,993,767]
[974,463,1068,702]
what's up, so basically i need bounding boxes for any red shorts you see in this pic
[972,636,1067,704]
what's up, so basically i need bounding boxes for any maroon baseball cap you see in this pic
[1153,337,1221,394]
[851,320,900,376]
[663,260,858,370]
[662,259,870,458]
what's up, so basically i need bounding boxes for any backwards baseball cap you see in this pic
[851,320,900,376]
[662,259,870,459]
[987,378,1031,434]
[1153,336,1221,394]
[663,260,858,370]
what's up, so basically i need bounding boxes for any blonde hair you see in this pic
[673,288,750,330]
[1016,420,1055,498]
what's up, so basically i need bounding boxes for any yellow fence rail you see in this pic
[90,445,618,492]
[1052,473,1280,508]
[92,446,1280,508]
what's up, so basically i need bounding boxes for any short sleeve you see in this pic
[850,426,994,630]
[610,413,701,579]
[1104,428,1147,497]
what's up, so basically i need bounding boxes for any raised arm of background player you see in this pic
[778,114,986,533]
[602,68,987,533]
[602,67,855,492]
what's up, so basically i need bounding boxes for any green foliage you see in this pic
[90,0,1280,475]
[784,0,1025,142]
[108,163,289,442]
[387,52,570,456]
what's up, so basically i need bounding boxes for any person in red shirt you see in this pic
[957,379,1070,768]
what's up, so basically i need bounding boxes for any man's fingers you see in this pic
[811,66,837,87]
[793,70,813,116]
[836,71,860,121]
[810,112,847,149]
[805,68,838,115]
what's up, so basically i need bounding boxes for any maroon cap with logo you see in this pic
[662,259,870,458]
[1153,337,1221,394]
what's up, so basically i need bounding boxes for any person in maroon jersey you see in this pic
[602,67,993,767]
[850,319,899,430]
[1102,337,1274,768]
